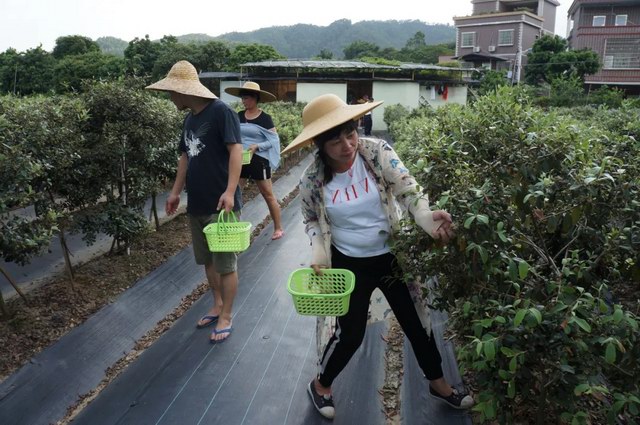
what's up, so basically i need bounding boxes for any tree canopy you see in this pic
[52,35,101,59]
[525,35,600,85]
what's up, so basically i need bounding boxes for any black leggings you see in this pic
[318,246,444,387]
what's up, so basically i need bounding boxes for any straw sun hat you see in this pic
[145,60,217,99]
[281,94,383,154]
[224,81,277,102]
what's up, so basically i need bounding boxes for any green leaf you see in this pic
[573,317,592,333]
[518,260,530,279]
[509,356,517,373]
[598,300,608,313]
[480,318,493,328]
[498,369,509,380]
[559,364,575,374]
[574,383,590,396]
[463,301,471,315]
[484,340,496,361]
[500,347,515,357]
[612,400,626,413]
[478,246,488,263]
[464,216,475,229]
[508,260,518,281]
[604,343,616,364]
[605,343,616,364]
[613,307,624,323]
[507,380,516,398]
[528,307,542,325]
[514,309,527,327]
[485,400,496,419]
[477,214,489,225]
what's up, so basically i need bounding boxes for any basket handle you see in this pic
[217,210,237,232]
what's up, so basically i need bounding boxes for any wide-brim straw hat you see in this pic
[281,94,383,154]
[224,81,277,102]
[145,60,217,99]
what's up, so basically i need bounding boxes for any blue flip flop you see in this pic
[209,326,232,344]
[196,315,219,329]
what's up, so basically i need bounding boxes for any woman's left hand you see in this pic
[249,144,259,153]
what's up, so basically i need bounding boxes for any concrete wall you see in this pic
[219,80,242,104]
[296,83,347,103]
[371,82,420,131]
[419,84,469,108]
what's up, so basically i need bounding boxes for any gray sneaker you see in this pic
[307,380,335,419]
[429,385,474,409]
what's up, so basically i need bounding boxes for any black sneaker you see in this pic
[429,385,474,409]
[307,380,335,419]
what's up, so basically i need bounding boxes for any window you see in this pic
[498,30,514,46]
[603,38,640,69]
[615,15,627,26]
[592,15,606,26]
[461,32,475,48]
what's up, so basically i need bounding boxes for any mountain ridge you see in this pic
[96,19,455,59]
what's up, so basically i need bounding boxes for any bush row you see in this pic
[386,87,640,424]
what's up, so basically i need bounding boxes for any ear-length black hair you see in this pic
[313,120,358,184]
[239,90,260,102]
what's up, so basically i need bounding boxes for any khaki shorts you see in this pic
[188,212,239,274]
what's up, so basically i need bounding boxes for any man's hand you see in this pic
[217,190,235,213]
[311,264,326,275]
[166,193,180,215]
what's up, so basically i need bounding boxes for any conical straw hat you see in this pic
[146,60,217,99]
[281,94,382,154]
[224,81,276,102]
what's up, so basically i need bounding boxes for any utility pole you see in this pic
[13,62,18,95]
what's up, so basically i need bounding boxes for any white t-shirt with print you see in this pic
[323,153,390,258]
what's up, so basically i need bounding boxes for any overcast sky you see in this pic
[0,0,571,52]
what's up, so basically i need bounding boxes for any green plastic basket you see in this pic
[287,268,355,316]
[242,150,252,165]
[203,211,251,252]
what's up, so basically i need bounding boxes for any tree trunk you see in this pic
[0,265,29,304]
[121,139,131,255]
[0,291,8,318]
[151,192,160,231]
[59,227,76,290]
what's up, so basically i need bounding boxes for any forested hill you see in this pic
[98,19,456,59]
[215,19,456,58]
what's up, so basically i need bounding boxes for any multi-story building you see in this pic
[453,0,560,82]
[567,0,640,95]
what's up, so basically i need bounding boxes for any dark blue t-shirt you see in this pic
[179,99,242,215]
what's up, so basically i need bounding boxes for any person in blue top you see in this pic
[146,61,242,343]
[225,82,284,240]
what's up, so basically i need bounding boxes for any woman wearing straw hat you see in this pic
[146,60,242,343]
[225,82,284,240]
[282,94,474,418]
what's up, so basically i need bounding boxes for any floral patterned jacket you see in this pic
[299,137,433,358]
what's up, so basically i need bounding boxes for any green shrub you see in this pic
[391,86,640,423]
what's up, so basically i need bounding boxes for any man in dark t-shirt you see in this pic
[146,61,242,343]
